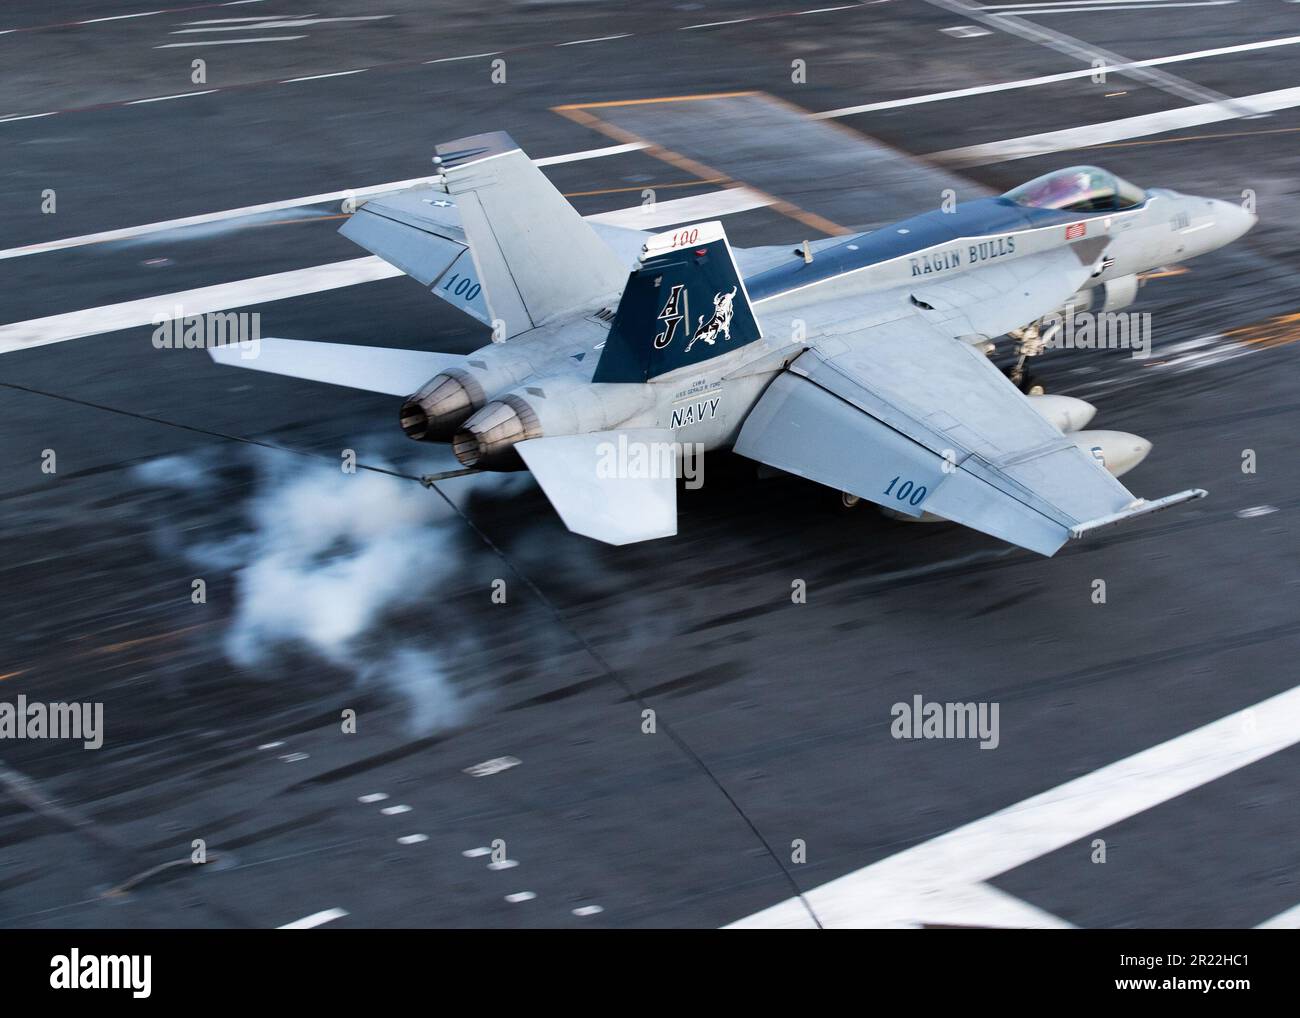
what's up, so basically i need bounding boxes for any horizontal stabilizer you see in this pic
[340,192,490,325]
[208,338,465,396]
[516,430,678,546]
[341,131,629,336]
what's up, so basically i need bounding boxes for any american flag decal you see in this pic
[1065,222,1087,240]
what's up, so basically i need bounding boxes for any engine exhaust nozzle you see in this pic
[400,369,485,441]
[452,395,541,470]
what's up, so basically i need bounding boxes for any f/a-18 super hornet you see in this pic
[210,132,1255,553]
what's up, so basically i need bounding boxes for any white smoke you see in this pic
[132,452,219,493]
[226,455,438,660]
[135,448,475,732]
[117,206,343,249]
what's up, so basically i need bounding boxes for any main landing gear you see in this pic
[1003,318,1061,396]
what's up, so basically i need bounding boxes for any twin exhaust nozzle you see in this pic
[400,370,539,469]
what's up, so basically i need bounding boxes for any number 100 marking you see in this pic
[884,475,927,506]
[442,273,481,302]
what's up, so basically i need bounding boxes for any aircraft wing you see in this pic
[208,338,465,396]
[734,313,1203,555]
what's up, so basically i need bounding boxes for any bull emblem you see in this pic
[684,286,737,354]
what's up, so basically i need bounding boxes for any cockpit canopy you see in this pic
[1003,166,1146,213]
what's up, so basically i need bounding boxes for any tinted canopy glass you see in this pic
[1003,166,1145,213]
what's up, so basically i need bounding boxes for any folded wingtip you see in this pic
[1070,488,1207,539]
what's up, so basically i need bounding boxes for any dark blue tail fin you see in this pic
[593,221,762,383]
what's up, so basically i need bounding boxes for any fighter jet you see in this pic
[210,132,1255,554]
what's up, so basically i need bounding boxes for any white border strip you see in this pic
[0,186,773,353]
[1256,902,1300,929]
[731,682,1300,927]
[0,257,402,354]
[587,187,768,229]
[989,1,1237,13]
[277,907,348,929]
[0,143,647,262]
[815,35,1300,119]
[933,84,1300,166]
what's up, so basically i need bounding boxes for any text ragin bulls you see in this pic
[909,236,1017,277]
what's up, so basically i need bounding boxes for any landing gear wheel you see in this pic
[1003,366,1046,396]
[841,491,861,508]
[1006,321,1050,396]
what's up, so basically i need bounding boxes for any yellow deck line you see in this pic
[552,97,851,237]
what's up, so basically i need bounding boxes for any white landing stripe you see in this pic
[171,16,392,33]
[587,187,768,229]
[185,15,317,25]
[0,188,772,353]
[422,51,501,64]
[0,144,647,261]
[277,907,348,929]
[990,0,1237,12]
[0,256,402,354]
[556,34,631,46]
[81,12,166,24]
[534,141,645,166]
[979,1,1193,6]
[1256,902,1300,929]
[814,35,1300,118]
[282,70,368,83]
[933,84,1300,166]
[730,683,1300,928]
[155,36,306,47]
[916,882,1077,929]
[682,18,755,29]
[127,90,220,104]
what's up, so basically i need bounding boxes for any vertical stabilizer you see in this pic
[593,221,762,383]
[436,132,628,334]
